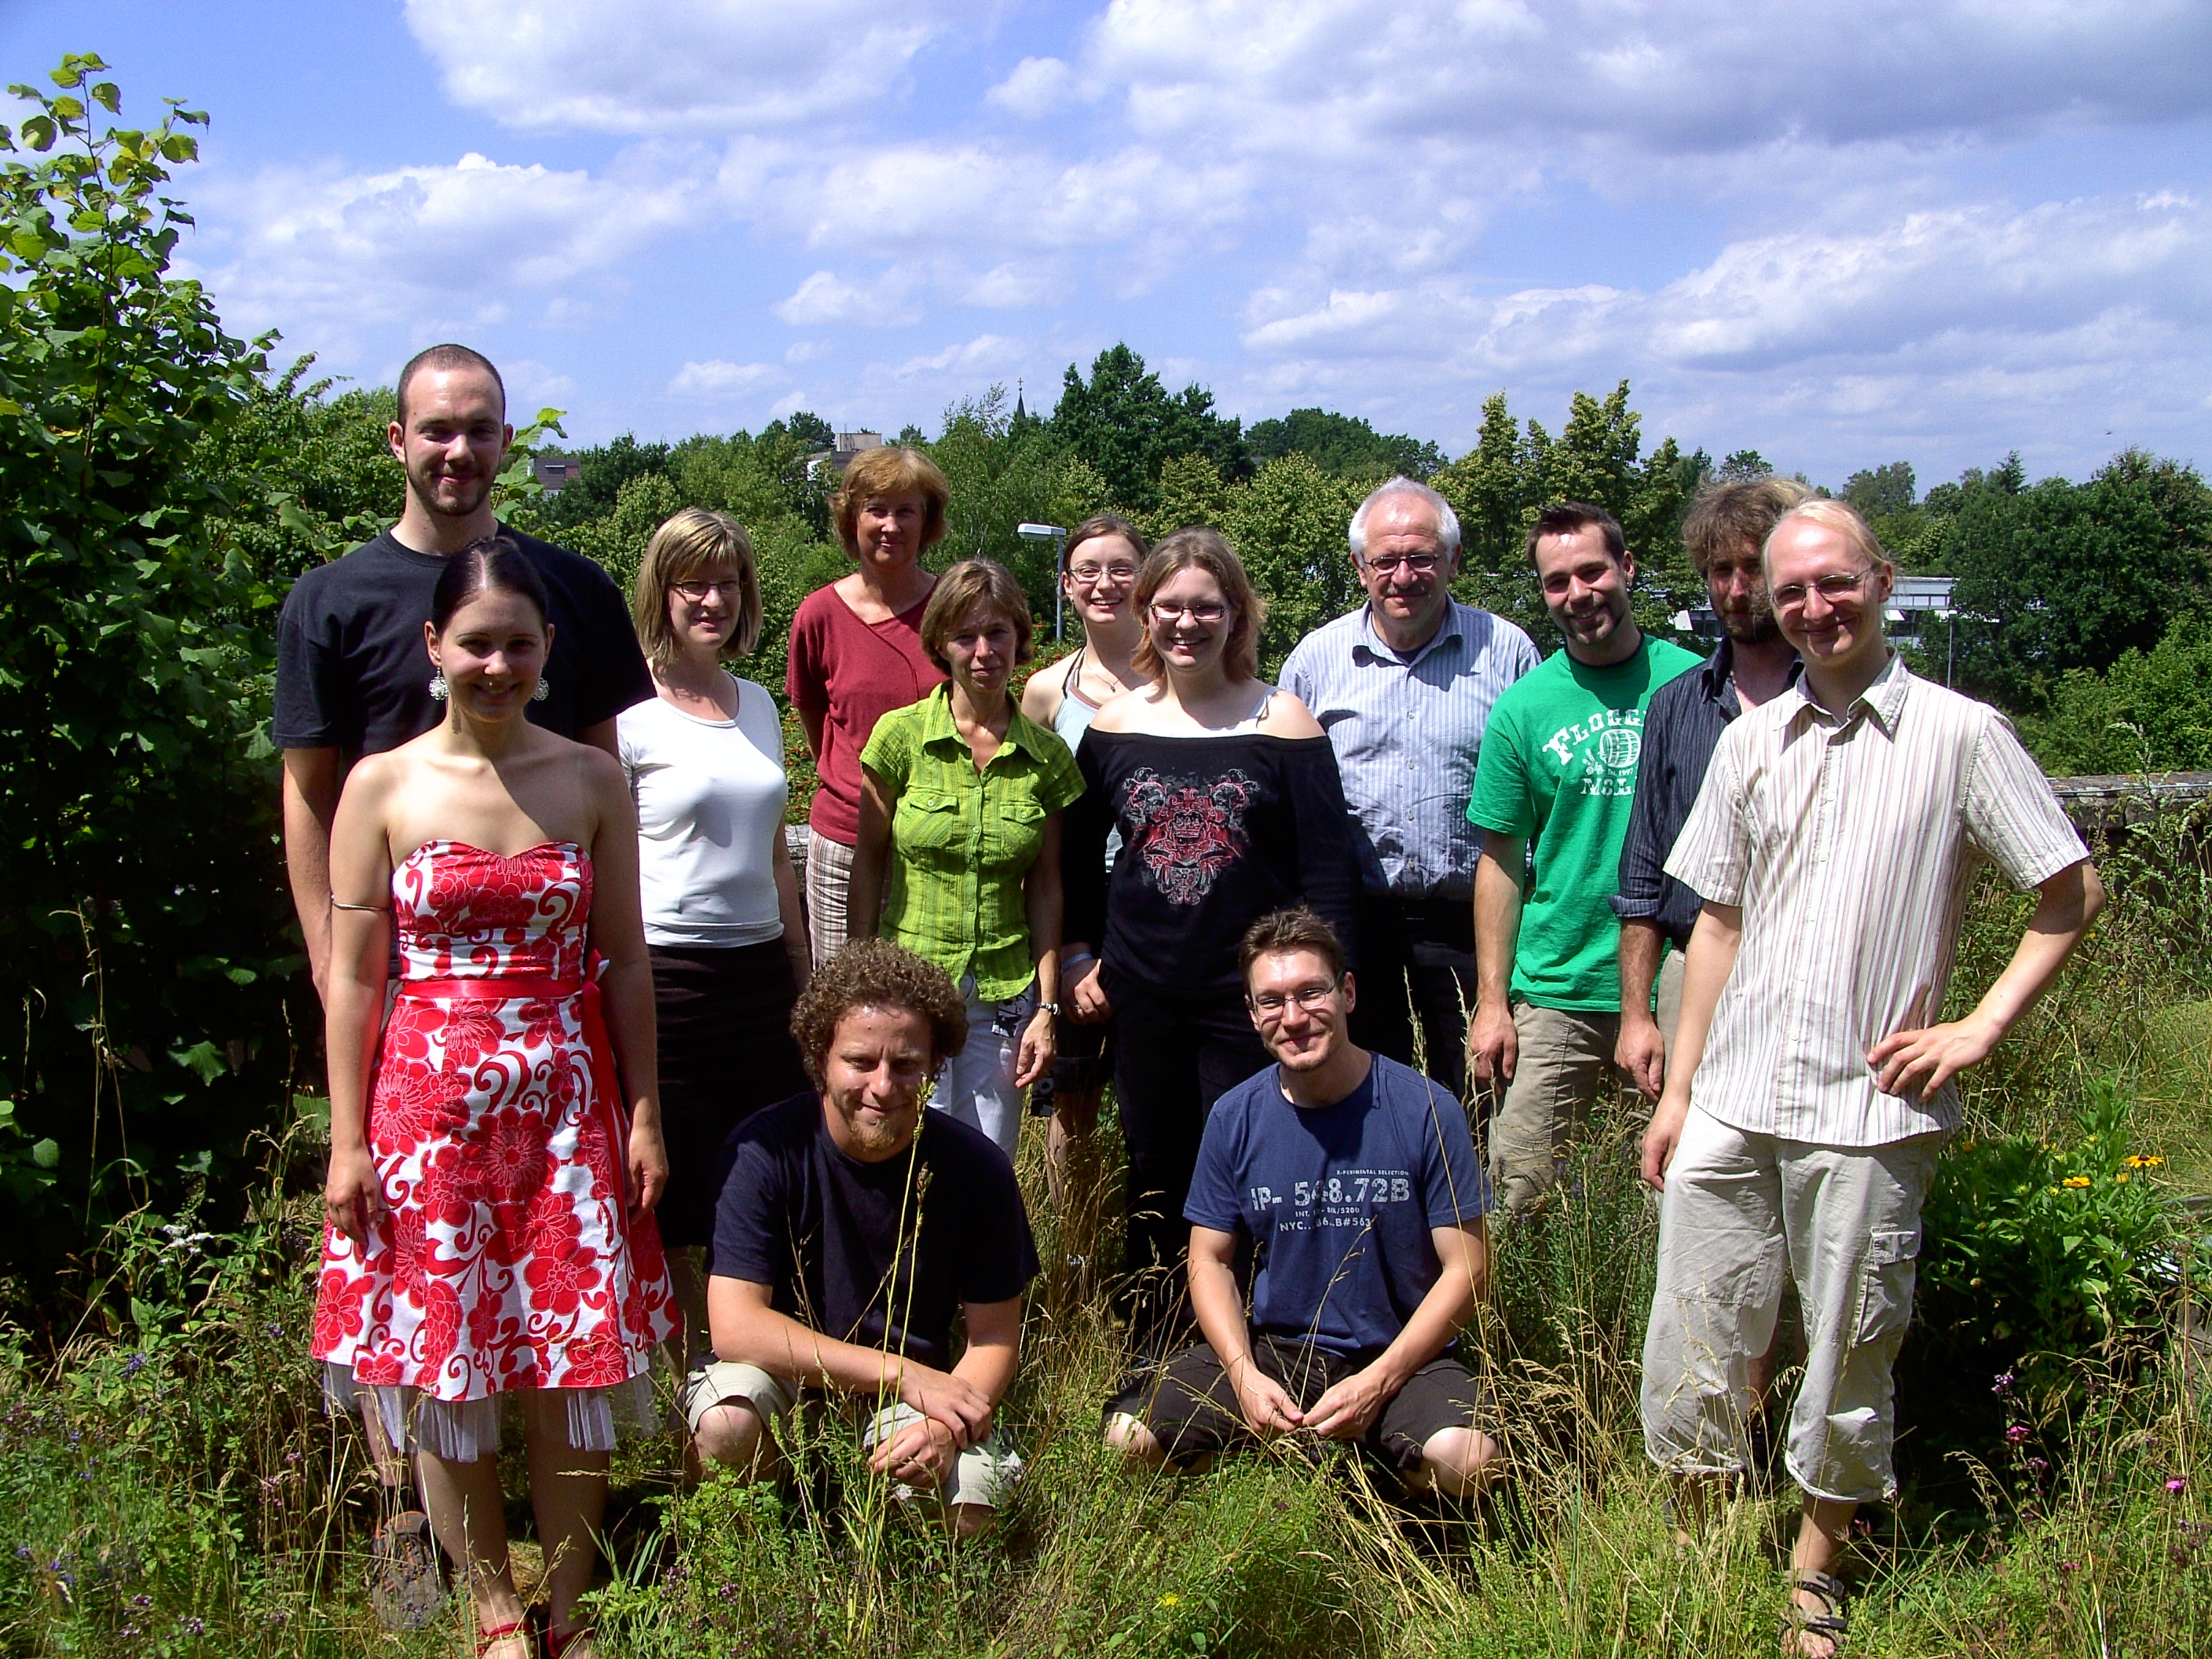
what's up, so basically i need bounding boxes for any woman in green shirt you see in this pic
[848,558,1085,1159]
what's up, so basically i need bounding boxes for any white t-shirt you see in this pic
[617,678,789,948]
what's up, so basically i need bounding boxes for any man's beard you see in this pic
[840,1102,917,1157]
[412,464,491,519]
[1723,610,1782,645]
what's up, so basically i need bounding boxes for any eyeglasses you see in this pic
[1068,562,1139,587]
[672,578,745,603]
[1770,571,1871,610]
[1149,600,1229,624]
[1361,551,1443,577]
[1247,980,1342,1017]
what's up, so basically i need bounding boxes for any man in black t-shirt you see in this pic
[273,343,650,999]
[697,939,1038,1536]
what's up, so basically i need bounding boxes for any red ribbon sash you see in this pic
[395,966,633,1182]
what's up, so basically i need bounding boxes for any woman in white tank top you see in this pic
[616,511,813,1401]
[1018,515,1150,1225]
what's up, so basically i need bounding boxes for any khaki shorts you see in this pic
[1639,1106,1939,1503]
[1485,1003,1620,1217]
[684,1361,1022,1509]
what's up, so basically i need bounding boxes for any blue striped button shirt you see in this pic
[1282,599,1540,902]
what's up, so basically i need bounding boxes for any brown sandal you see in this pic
[1780,1570,1849,1657]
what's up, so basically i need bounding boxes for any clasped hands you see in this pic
[1231,1357,1391,1444]
[873,1365,996,1485]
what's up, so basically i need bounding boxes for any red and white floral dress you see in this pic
[313,840,676,1459]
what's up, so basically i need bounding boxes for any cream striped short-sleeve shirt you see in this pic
[1664,654,2088,1147]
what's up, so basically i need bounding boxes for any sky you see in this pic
[5,0,2210,489]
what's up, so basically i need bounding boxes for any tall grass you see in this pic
[9,800,2212,1655]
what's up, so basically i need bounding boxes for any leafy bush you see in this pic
[1917,1077,2179,1392]
[0,56,309,1286]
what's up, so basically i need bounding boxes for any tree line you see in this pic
[2,52,2207,1292]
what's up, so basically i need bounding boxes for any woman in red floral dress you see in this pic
[314,539,675,1659]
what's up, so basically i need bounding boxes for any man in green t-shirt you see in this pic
[1466,504,1700,1215]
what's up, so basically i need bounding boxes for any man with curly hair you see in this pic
[692,939,1038,1536]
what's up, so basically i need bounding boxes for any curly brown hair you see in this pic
[789,937,969,1086]
[1679,477,1812,576]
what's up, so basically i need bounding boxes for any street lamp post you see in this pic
[1016,522,1068,641]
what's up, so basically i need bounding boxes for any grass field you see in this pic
[9,830,2212,1657]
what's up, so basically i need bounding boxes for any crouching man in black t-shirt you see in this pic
[694,939,1038,1536]
[1104,908,1500,1497]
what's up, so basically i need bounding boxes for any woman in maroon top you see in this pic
[786,447,950,965]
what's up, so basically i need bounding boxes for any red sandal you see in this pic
[544,1624,595,1659]
[475,1618,531,1658]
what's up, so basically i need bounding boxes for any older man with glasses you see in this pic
[1282,478,1539,1104]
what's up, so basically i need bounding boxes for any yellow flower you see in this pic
[1158,1594,1181,1608]
[2062,1176,2093,1188]
[2116,1172,2131,1185]
[2125,1155,2165,1169]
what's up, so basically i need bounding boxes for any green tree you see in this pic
[539,430,671,529]
[0,56,302,1266]
[1938,451,2212,711]
[1245,408,1444,481]
[1221,454,1366,672]
[1049,344,1249,512]
[2019,612,2212,775]
[1844,460,1916,519]
[1434,382,1698,642]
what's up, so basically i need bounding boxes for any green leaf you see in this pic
[90,82,120,113]
[29,1138,58,1170]
[169,1040,225,1085]
[20,115,55,152]
[159,134,197,164]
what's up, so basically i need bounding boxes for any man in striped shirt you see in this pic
[1282,478,1539,1101]
[1639,499,2100,1657]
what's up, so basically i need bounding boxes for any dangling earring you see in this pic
[428,672,449,701]
[532,678,551,702]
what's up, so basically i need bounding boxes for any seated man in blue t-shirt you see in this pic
[1103,907,1499,1496]
[697,939,1038,1537]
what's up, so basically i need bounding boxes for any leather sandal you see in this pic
[474,1617,532,1659]
[1780,1570,1849,1657]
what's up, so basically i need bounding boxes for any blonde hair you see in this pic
[918,558,1035,674]
[1763,498,1894,575]
[830,446,950,558]
[632,508,764,668]
[1130,527,1265,684]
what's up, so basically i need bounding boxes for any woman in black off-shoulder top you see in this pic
[1061,528,1357,1340]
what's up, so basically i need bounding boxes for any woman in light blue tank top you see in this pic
[1018,515,1151,1223]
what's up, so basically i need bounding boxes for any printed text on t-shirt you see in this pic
[1540,708,1645,797]
[1248,1168,1415,1232]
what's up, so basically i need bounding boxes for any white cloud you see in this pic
[1232,191,2212,476]
[1089,0,2212,159]
[894,333,1026,379]
[665,359,778,398]
[503,357,580,408]
[986,57,1076,119]
[772,269,924,327]
[403,0,989,134]
[185,150,702,351]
